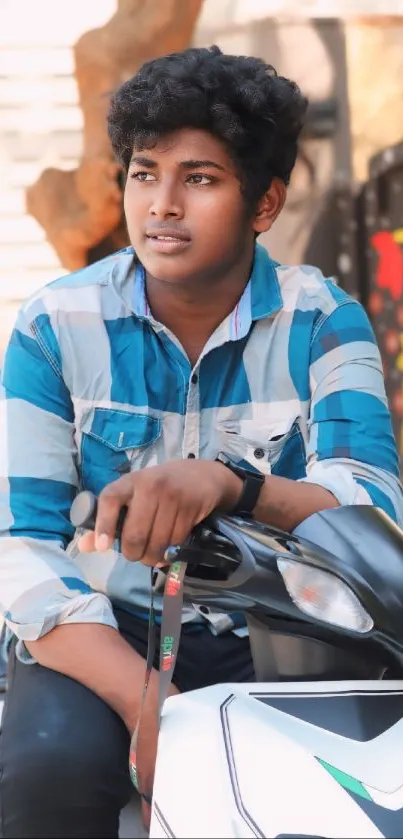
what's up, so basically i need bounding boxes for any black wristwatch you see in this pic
[215,452,265,517]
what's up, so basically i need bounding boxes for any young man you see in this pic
[0,46,402,837]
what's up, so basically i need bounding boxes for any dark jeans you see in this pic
[0,608,254,838]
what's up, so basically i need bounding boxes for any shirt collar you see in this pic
[249,242,283,320]
[131,242,283,338]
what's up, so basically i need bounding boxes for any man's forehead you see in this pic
[130,128,232,168]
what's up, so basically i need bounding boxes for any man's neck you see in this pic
[144,248,255,365]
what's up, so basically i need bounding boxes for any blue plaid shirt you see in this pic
[1,243,402,653]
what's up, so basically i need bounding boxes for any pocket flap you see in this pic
[220,418,294,449]
[86,408,161,451]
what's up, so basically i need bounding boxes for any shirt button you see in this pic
[187,452,196,459]
[254,448,265,459]
[191,373,198,384]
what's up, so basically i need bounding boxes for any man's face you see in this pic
[124,128,259,287]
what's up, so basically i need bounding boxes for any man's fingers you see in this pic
[77,530,96,553]
[95,476,133,552]
[141,798,151,831]
[170,504,203,547]
[120,493,159,561]
[138,500,179,565]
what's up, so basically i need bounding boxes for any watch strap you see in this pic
[230,473,263,516]
[216,453,265,516]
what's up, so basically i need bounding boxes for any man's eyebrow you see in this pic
[129,155,156,167]
[181,159,226,172]
[129,156,227,172]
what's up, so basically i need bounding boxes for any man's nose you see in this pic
[149,180,183,219]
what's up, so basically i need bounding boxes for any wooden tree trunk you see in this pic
[26,0,203,270]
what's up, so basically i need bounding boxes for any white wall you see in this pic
[0,1,116,355]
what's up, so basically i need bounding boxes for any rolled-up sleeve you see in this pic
[301,298,403,524]
[0,306,117,647]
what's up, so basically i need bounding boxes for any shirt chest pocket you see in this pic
[218,418,298,476]
[80,408,162,495]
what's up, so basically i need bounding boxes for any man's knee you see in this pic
[0,720,133,839]
[0,668,133,831]
[1,721,131,809]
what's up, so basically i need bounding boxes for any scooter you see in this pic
[70,493,403,839]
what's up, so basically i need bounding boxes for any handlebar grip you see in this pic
[70,490,127,539]
[70,490,98,530]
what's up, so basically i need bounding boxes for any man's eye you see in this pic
[131,171,155,181]
[187,174,213,185]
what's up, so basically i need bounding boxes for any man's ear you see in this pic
[252,178,287,235]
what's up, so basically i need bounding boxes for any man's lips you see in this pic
[145,229,191,254]
[145,227,190,241]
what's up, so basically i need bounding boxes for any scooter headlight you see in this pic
[277,558,373,634]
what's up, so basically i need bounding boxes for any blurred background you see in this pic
[1,0,403,449]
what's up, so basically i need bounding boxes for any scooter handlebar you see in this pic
[70,490,98,531]
[70,490,243,570]
[70,490,129,541]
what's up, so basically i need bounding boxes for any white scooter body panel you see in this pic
[150,680,403,839]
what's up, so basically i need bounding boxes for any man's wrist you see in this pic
[122,671,159,735]
[215,461,244,511]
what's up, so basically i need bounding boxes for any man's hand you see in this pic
[129,675,179,831]
[135,701,164,831]
[78,459,242,565]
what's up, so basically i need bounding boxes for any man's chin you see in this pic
[135,250,194,284]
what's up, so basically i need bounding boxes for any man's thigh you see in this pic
[116,607,255,693]
[0,641,132,838]
[176,623,255,691]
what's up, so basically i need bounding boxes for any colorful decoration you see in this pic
[369,229,403,456]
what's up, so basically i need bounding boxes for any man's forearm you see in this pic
[254,474,338,532]
[26,624,176,734]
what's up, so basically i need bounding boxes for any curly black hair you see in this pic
[107,45,308,209]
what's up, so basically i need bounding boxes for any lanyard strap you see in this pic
[129,558,187,802]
